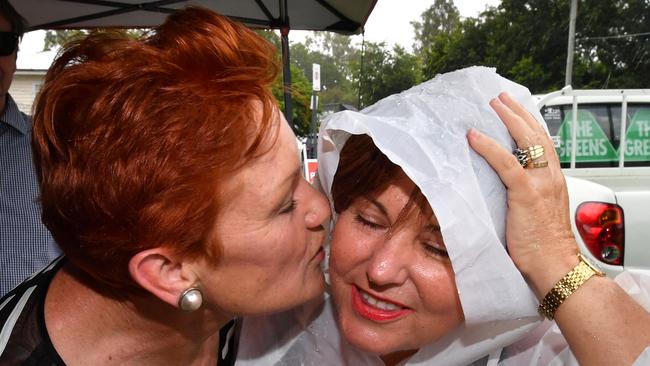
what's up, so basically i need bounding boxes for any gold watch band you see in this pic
[538,253,605,319]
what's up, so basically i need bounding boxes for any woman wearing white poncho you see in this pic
[235,67,650,365]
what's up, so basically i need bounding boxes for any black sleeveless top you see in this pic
[0,258,239,365]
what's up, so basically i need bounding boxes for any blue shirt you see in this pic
[0,94,60,297]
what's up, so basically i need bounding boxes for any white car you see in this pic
[537,86,650,277]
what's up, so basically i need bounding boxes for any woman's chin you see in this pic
[341,324,406,356]
[349,337,398,356]
[339,317,446,358]
[347,335,418,363]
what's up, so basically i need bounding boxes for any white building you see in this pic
[8,31,56,114]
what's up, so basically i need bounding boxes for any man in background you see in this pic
[0,0,59,296]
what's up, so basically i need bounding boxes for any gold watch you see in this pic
[538,253,605,319]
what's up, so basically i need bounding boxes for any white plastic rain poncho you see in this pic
[235,67,650,366]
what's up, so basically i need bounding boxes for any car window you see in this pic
[541,103,650,168]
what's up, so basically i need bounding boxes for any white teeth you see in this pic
[360,289,399,311]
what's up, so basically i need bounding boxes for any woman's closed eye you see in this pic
[422,240,449,258]
[354,214,388,230]
[279,199,297,214]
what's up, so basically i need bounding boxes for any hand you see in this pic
[467,92,579,298]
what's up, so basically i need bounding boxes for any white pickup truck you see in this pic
[537,87,650,277]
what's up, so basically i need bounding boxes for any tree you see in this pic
[421,19,488,79]
[43,29,148,51]
[574,1,650,88]
[272,63,313,137]
[43,30,86,50]
[292,32,360,106]
[259,31,313,136]
[353,42,422,108]
[419,0,650,93]
[411,0,460,55]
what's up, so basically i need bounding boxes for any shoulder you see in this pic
[218,318,241,366]
[236,296,367,366]
[1,94,32,134]
[0,258,65,364]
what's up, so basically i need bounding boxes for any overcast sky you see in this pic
[18,0,502,67]
[291,0,501,50]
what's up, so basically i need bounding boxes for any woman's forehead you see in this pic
[362,174,438,228]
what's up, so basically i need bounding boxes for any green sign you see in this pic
[621,109,650,162]
[556,110,619,163]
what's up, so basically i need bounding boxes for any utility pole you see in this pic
[308,63,321,158]
[565,0,578,86]
[279,0,293,128]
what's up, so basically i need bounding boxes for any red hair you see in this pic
[32,7,280,292]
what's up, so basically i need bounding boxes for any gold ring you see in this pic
[527,145,544,160]
[532,160,548,168]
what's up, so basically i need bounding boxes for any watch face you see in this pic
[578,253,606,276]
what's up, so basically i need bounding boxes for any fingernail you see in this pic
[468,128,481,139]
[499,92,510,100]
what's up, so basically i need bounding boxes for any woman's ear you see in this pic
[128,248,197,309]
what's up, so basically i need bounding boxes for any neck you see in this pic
[380,349,418,366]
[45,263,232,365]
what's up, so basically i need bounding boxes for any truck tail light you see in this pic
[575,202,624,265]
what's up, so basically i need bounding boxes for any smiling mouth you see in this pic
[351,286,413,322]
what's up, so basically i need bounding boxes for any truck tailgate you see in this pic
[568,172,650,273]
[616,191,650,270]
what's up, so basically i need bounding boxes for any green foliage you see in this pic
[256,30,281,49]
[421,0,650,93]
[272,63,313,137]
[291,32,360,106]
[411,0,460,54]
[43,29,148,51]
[353,43,423,108]
[43,29,86,50]
[41,1,650,133]
[574,0,650,88]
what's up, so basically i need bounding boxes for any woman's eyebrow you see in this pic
[363,196,389,218]
[276,166,301,196]
[425,222,441,233]
[282,166,302,186]
[272,167,301,207]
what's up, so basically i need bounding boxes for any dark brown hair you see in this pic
[332,134,432,228]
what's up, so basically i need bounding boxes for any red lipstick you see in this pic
[351,285,413,322]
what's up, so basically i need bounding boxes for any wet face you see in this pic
[0,15,16,108]
[196,109,331,315]
[329,171,464,356]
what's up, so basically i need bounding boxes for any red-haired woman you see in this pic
[0,7,330,365]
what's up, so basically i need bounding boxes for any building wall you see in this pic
[8,73,45,115]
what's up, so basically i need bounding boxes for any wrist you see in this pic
[537,253,606,319]
[520,247,580,299]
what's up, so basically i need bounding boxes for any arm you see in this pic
[467,92,650,366]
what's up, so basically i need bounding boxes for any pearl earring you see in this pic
[178,287,203,312]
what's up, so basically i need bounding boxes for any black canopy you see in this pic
[11,0,378,127]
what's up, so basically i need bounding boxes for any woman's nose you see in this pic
[365,235,409,287]
[304,181,331,229]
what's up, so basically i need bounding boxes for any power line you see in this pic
[578,31,650,41]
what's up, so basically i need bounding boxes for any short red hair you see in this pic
[32,7,280,292]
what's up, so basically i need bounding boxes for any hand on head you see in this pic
[467,92,581,297]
